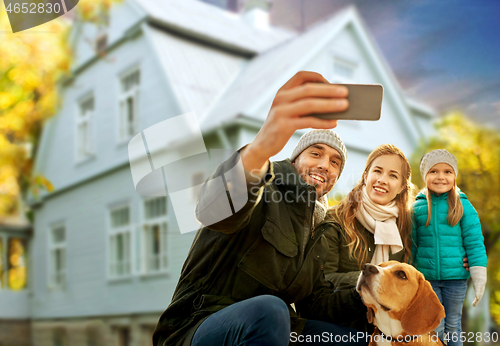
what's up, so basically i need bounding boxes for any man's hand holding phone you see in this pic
[241,72,383,174]
[241,71,349,173]
[310,84,383,121]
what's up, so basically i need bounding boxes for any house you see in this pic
[2,0,436,345]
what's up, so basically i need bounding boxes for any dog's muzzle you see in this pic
[356,263,380,292]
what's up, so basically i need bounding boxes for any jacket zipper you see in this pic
[433,197,440,280]
[309,188,316,239]
[310,209,315,239]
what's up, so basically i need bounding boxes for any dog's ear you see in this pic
[400,276,445,335]
[366,306,375,324]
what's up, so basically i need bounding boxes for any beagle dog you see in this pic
[356,261,445,346]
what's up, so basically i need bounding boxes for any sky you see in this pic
[266,0,500,128]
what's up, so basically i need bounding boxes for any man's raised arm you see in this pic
[196,71,349,233]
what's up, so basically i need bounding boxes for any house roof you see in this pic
[198,6,428,146]
[135,0,294,54]
[145,25,247,120]
[199,7,354,131]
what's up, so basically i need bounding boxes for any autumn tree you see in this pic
[0,0,121,218]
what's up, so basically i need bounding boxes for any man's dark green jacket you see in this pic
[153,151,366,346]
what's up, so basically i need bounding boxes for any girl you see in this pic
[412,149,487,346]
[323,144,414,330]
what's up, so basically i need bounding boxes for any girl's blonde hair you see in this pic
[332,144,414,266]
[424,183,463,227]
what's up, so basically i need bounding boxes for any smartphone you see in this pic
[310,84,383,121]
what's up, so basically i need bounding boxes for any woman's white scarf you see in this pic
[355,187,403,265]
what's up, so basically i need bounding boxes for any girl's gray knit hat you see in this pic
[290,129,347,175]
[420,149,458,180]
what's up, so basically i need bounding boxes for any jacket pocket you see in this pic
[238,219,298,291]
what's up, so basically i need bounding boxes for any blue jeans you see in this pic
[429,280,468,346]
[191,295,368,346]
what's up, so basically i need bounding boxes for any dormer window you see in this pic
[331,56,357,83]
[118,67,140,142]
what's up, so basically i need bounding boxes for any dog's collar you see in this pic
[377,328,421,344]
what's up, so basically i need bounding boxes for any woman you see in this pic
[323,144,414,331]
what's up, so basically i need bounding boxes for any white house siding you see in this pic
[30,166,197,346]
[35,32,182,196]
[31,166,195,319]
[0,290,30,318]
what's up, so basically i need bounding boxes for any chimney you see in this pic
[242,0,272,30]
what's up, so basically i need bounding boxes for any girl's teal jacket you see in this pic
[411,190,487,281]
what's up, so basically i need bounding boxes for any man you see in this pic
[153,72,368,346]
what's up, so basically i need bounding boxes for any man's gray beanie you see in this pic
[420,149,458,180]
[290,129,347,175]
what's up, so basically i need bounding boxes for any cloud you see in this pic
[268,0,500,127]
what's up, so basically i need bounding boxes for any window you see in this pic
[86,328,101,346]
[117,328,131,346]
[0,236,28,291]
[142,197,168,274]
[53,329,67,346]
[119,68,140,141]
[50,225,66,288]
[7,238,27,290]
[331,57,357,83]
[76,95,94,161]
[109,206,132,278]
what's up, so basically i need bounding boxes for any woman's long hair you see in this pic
[332,144,415,267]
[424,184,463,227]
